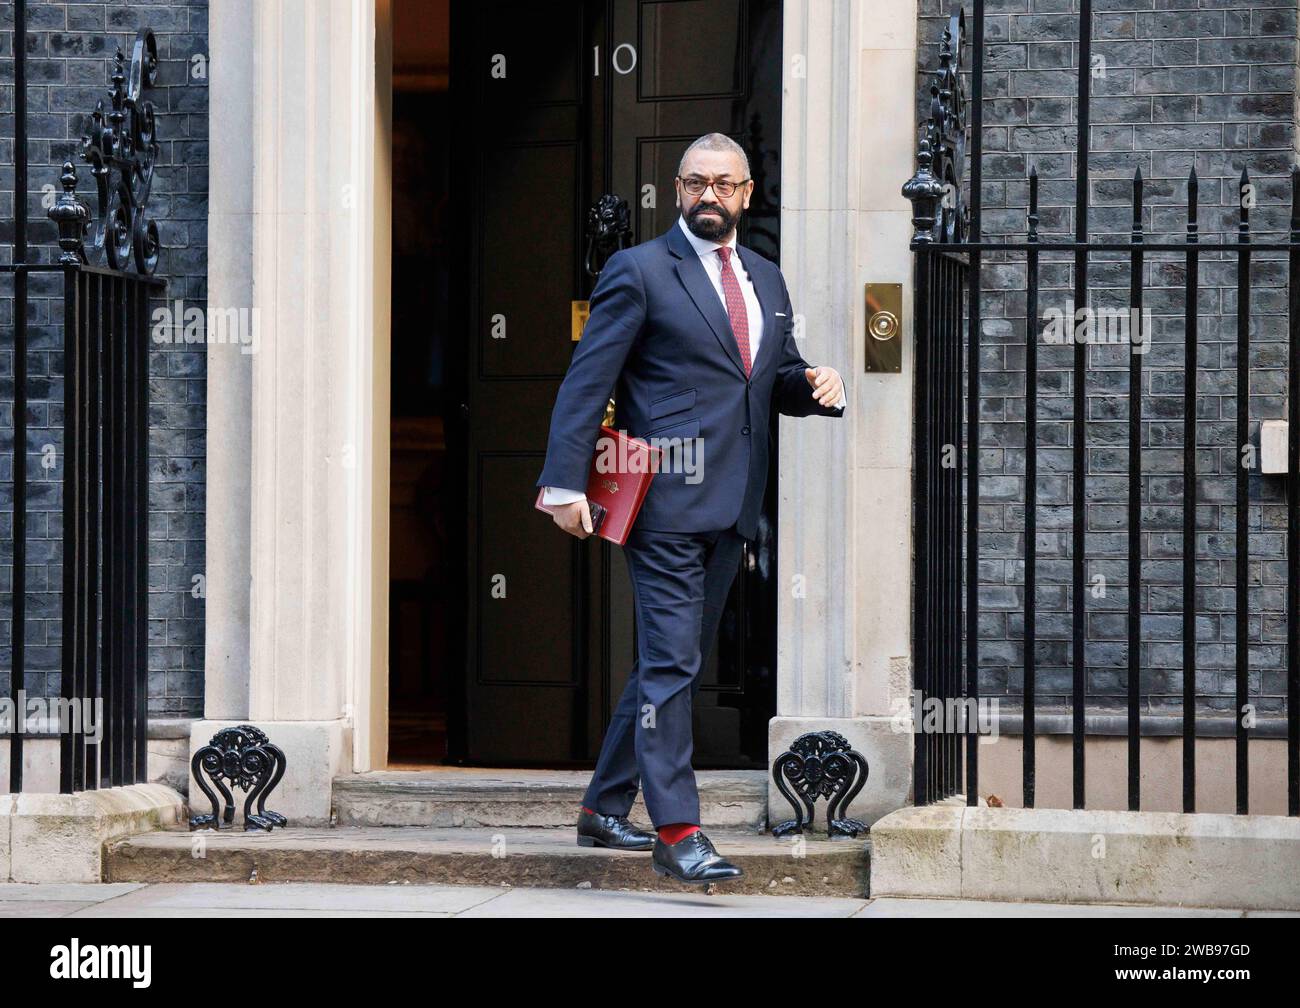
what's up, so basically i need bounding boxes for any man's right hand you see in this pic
[553,499,594,539]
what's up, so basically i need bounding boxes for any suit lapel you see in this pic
[667,223,748,379]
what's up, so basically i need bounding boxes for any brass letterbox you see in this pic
[571,300,590,341]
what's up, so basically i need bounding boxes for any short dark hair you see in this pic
[678,133,750,178]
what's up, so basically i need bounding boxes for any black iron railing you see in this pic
[911,248,966,806]
[4,0,164,793]
[906,2,1300,816]
[903,7,971,807]
[59,266,157,792]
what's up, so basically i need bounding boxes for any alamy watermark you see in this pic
[151,300,261,354]
[595,429,704,485]
[890,689,1000,742]
[0,691,104,743]
[1042,302,1152,354]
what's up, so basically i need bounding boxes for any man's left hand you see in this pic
[805,366,844,408]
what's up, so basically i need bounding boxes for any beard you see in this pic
[685,202,736,241]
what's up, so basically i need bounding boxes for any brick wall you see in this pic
[916,0,1298,719]
[1,0,209,718]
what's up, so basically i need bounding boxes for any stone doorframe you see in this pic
[201,0,919,827]
[769,0,918,826]
[201,0,391,822]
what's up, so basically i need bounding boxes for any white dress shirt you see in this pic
[542,215,845,506]
[677,214,767,362]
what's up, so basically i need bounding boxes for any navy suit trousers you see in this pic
[581,523,746,828]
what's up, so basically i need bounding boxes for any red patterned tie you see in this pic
[716,246,752,376]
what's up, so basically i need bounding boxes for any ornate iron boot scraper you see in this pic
[190,725,288,831]
[771,731,869,838]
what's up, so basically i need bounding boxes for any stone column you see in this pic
[771,0,918,827]
[197,0,389,824]
[203,0,254,723]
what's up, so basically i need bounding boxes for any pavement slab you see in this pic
[0,881,1289,917]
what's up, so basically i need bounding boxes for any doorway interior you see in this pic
[388,0,453,766]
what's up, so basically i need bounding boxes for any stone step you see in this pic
[331,768,769,830]
[105,826,869,898]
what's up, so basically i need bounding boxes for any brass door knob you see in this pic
[869,309,900,340]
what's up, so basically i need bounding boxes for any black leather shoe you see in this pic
[576,809,655,851]
[652,830,744,884]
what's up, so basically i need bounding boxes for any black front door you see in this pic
[449,0,782,767]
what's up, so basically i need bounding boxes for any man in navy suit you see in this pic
[536,134,845,884]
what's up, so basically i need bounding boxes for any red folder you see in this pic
[534,425,662,546]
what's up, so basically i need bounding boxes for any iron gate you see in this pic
[4,1,164,793]
[905,2,1300,816]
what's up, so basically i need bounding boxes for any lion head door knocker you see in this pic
[770,731,870,839]
[574,193,633,425]
[584,193,632,278]
[189,725,288,832]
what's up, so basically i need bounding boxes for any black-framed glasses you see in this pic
[676,175,750,199]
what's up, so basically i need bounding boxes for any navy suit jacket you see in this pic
[536,222,844,541]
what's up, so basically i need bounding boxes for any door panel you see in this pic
[454,0,780,767]
[479,145,580,378]
[607,0,782,767]
[455,0,596,763]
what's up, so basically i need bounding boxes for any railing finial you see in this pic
[48,161,91,265]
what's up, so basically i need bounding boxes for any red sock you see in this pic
[581,806,596,815]
[658,823,700,844]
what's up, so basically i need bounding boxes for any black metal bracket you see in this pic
[65,28,162,273]
[189,725,288,832]
[770,731,869,839]
[901,8,967,247]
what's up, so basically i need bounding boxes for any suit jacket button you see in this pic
[741,425,751,435]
